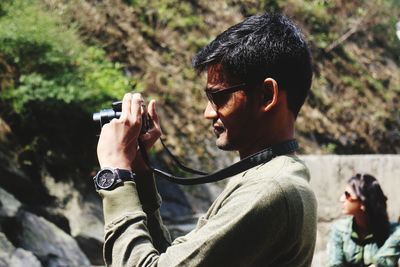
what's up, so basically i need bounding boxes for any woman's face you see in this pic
[340,186,363,215]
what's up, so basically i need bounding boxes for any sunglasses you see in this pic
[344,191,358,201]
[205,83,247,109]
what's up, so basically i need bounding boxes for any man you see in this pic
[96,12,317,266]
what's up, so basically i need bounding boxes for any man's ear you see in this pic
[261,78,279,112]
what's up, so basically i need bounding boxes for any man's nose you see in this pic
[204,101,217,119]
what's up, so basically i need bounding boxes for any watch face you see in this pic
[96,169,115,189]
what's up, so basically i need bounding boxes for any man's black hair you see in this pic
[192,12,312,117]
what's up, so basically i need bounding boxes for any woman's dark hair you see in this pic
[348,173,390,247]
[192,12,312,118]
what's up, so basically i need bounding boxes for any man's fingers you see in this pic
[139,100,162,149]
[131,93,143,122]
[119,93,143,124]
[148,99,161,131]
[142,127,161,141]
[119,93,132,121]
[148,100,158,121]
[140,132,152,142]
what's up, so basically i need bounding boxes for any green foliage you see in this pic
[227,0,282,16]
[127,0,205,32]
[75,47,140,107]
[0,0,399,174]
[0,0,82,74]
[322,143,337,154]
[341,75,364,92]
[288,0,336,48]
[371,16,400,59]
[0,0,133,113]
[0,0,135,177]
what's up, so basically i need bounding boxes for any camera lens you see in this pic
[93,109,121,127]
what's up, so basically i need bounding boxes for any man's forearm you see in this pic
[100,182,162,266]
[135,170,161,214]
[100,174,171,255]
[146,209,171,252]
[135,171,172,251]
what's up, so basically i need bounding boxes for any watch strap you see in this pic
[94,168,136,191]
[116,169,136,182]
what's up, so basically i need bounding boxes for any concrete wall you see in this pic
[300,155,400,266]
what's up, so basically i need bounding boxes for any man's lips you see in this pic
[213,124,225,136]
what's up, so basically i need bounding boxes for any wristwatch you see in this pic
[93,167,136,190]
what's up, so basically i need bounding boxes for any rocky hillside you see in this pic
[0,0,399,266]
[41,0,400,156]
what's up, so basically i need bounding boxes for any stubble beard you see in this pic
[215,130,239,151]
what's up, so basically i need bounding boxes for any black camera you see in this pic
[93,100,150,134]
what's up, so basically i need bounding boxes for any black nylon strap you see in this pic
[138,139,299,185]
[117,169,136,182]
[159,138,207,175]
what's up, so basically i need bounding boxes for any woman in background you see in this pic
[327,173,400,267]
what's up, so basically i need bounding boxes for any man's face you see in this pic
[203,65,257,153]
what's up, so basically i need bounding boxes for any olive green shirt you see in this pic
[99,155,317,266]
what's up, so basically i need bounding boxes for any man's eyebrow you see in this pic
[205,85,223,91]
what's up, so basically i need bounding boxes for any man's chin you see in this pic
[216,138,236,151]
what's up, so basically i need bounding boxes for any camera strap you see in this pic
[138,139,299,185]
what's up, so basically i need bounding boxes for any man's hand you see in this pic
[97,93,144,170]
[139,99,162,151]
[133,99,162,171]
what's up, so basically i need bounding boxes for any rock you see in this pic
[64,192,104,265]
[0,187,21,219]
[396,21,400,40]
[0,118,11,142]
[41,173,104,265]
[0,231,42,267]
[10,248,43,267]
[16,211,91,267]
[155,177,193,220]
[0,149,47,204]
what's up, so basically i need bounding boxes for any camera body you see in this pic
[93,100,150,134]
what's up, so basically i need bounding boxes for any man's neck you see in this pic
[239,133,295,159]
[239,96,296,159]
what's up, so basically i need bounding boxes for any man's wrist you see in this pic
[93,167,136,191]
[102,166,132,171]
[99,157,133,170]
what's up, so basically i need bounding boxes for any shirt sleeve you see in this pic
[327,222,346,267]
[99,179,290,267]
[134,172,171,252]
[374,226,400,267]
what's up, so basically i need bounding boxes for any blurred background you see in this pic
[0,0,399,266]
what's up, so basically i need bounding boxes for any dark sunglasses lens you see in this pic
[210,92,231,107]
